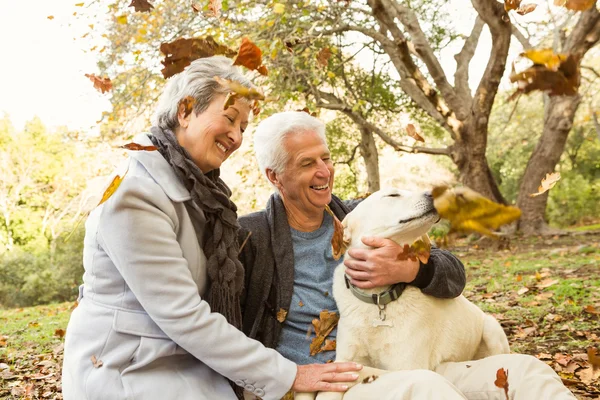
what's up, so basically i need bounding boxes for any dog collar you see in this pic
[344,274,406,305]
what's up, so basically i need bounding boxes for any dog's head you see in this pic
[341,188,439,250]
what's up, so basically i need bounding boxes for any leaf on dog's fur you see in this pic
[276,308,288,323]
[432,186,521,238]
[325,205,347,260]
[397,235,431,264]
[309,310,339,356]
[494,368,509,399]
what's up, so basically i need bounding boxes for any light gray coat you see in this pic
[62,133,296,400]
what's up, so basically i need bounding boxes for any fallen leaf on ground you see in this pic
[530,172,561,197]
[54,329,65,338]
[588,348,600,369]
[583,305,600,315]
[432,186,521,238]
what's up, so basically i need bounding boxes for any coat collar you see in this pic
[128,133,191,202]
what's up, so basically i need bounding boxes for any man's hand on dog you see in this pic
[344,237,420,289]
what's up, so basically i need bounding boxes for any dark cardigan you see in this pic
[237,193,466,348]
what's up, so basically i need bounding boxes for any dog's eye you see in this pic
[387,194,401,197]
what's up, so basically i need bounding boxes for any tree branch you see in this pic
[454,17,484,103]
[582,65,600,79]
[511,25,532,50]
[564,5,600,56]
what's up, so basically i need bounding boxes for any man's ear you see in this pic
[266,168,283,191]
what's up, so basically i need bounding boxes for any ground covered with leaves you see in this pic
[0,232,598,399]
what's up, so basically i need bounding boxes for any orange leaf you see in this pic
[316,48,332,68]
[321,339,336,352]
[529,172,561,197]
[180,96,196,118]
[233,37,264,71]
[504,0,521,11]
[214,76,265,102]
[119,143,158,151]
[296,107,317,117]
[128,0,154,12]
[584,305,600,315]
[208,0,222,17]
[516,3,537,15]
[406,124,425,142]
[397,236,431,264]
[276,308,288,323]
[47,15,55,20]
[97,168,129,206]
[298,301,304,307]
[54,329,66,338]
[256,64,269,76]
[85,73,112,94]
[494,368,509,399]
[554,0,595,11]
[325,205,347,260]
[588,348,600,370]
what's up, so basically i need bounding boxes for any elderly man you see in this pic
[238,111,575,399]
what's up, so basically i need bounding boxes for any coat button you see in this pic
[235,380,244,387]
[255,388,265,397]
[244,384,256,392]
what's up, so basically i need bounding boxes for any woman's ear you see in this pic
[177,102,191,128]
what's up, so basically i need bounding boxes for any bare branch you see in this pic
[511,25,533,50]
[564,5,600,55]
[582,65,600,79]
[454,17,484,102]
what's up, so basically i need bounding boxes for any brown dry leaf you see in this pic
[256,65,269,76]
[309,310,339,356]
[129,0,154,12]
[432,186,522,238]
[159,36,236,79]
[584,305,600,315]
[577,365,600,385]
[494,368,509,399]
[180,96,195,118]
[588,348,600,369]
[233,37,264,72]
[191,3,201,12]
[316,48,332,68]
[516,3,537,15]
[509,53,580,100]
[54,329,66,338]
[296,107,318,117]
[321,339,336,352]
[0,336,7,347]
[406,124,425,142]
[536,278,559,289]
[397,235,431,264]
[90,355,103,368]
[325,205,347,260]
[554,0,595,11]
[208,0,222,17]
[119,143,158,151]
[98,168,129,206]
[213,76,265,102]
[276,308,288,323]
[85,73,112,94]
[251,99,261,116]
[298,301,304,307]
[529,172,561,197]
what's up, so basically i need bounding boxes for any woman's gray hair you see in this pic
[253,111,327,182]
[153,56,252,130]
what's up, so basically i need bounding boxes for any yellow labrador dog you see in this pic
[298,188,510,400]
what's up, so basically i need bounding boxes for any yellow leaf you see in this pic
[521,49,567,71]
[98,168,129,206]
[116,15,128,25]
[47,15,55,20]
[554,0,595,11]
[75,2,84,6]
[327,71,336,79]
[276,308,288,323]
[432,186,521,238]
[529,172,561,197]
[213,76,265,101]
[273,3,285,14]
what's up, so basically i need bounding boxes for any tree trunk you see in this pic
[516,95,581,234]
[358,126,380,193]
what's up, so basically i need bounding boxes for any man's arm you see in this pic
[344,238,466,299]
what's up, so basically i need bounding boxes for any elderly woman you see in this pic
[61,58,361,400]
[239,111,577,399]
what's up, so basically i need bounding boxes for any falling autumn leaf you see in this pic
[276,308,288,323]
[298,301,304,307]
[504,0,521,11]
[406,124,425,142]
[214,76,265,102]
[129,0,154,12]
[521,49,567,71]
[191,3,201,12]
[233,37,268,76]
[251,99,261,116]
[317,48,332,68]
[75,2,84,6]
[529,172,561,197]
[90,355,103,368]
[432,186,521,238]
[256,65,269,76]
[180,96,195,118]
[325,205,347,260]
[309,310,339,356]
[47,15,54,20]
[98,168,129,206]
[119,143,158,151]
[554,0,595,11]
[296,107,318,117]
[494,368,509,400]
[85,73,112,94]
[516,3,537,15]
[208,0,222,17]
[159,36,237,79]
[116,15,128,24]
[397,235,431,264]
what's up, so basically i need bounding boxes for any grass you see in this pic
[1,232,599,399]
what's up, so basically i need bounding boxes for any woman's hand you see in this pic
[292,362,363,392]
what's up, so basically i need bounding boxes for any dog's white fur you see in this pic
[299,188,510,400]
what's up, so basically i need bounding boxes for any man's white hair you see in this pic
[153,56,251,130]
[253,111,327,183]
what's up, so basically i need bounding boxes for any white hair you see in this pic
[253,111,327,183]
[153,56,252,130]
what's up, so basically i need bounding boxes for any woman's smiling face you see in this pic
[175,94,249,173]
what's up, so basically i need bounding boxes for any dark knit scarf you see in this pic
[149,126,244,330]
